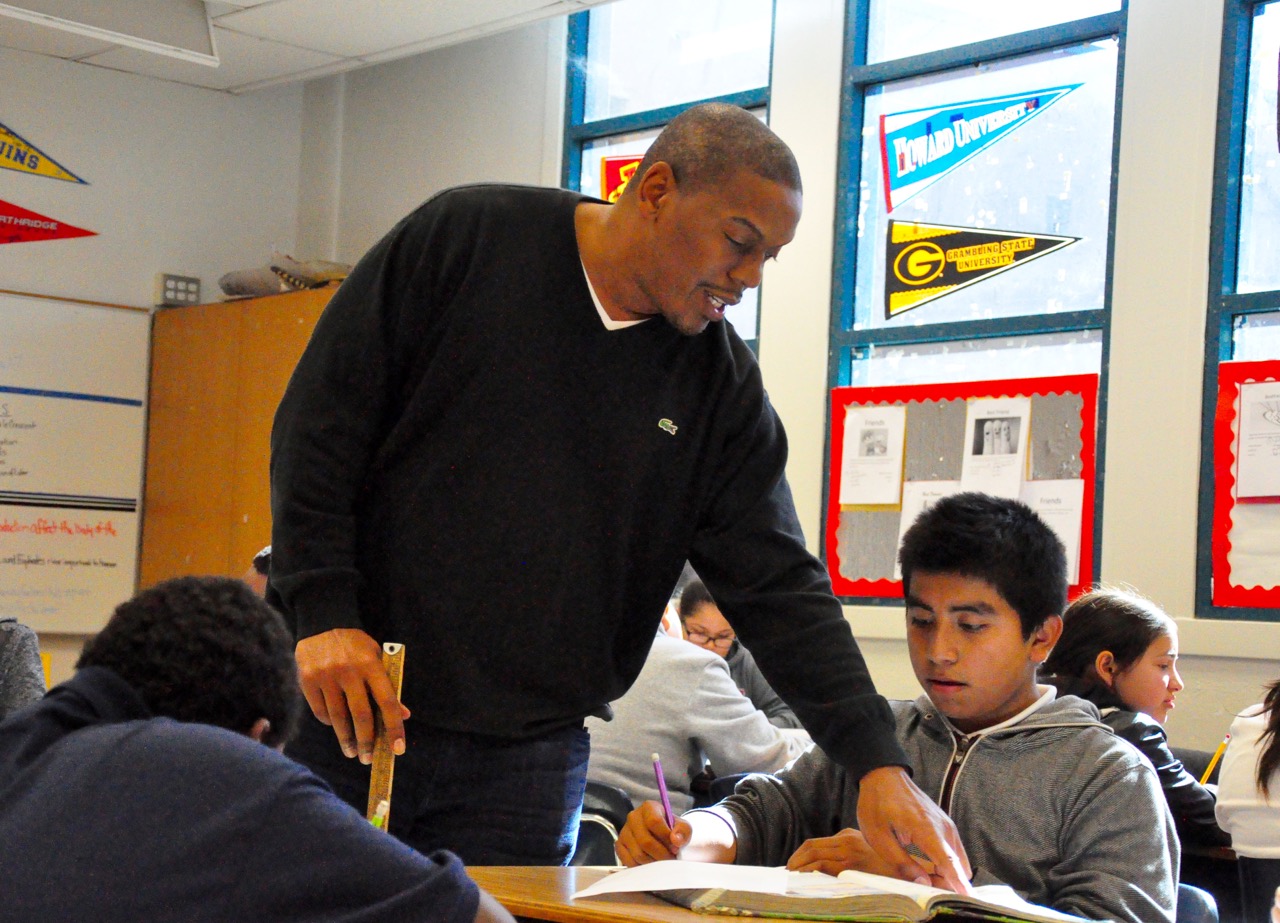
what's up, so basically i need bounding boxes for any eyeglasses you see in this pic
[686,630,735,650]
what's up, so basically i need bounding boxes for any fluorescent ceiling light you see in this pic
[0,0,219,67]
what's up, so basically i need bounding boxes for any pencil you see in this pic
[1201,735,1229,785]
[652,752,675,829]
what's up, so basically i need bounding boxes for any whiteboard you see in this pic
[0,292,150,633]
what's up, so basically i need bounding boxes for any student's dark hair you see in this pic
[897,492,1067,637]
[1258,678,1280,798]
[677,578,717,622]
[1041,586,1173,683]
[77,576,301,748]
[627,102,801,197]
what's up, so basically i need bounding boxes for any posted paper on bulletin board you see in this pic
[0,293,150,632]
[826,374,1098,600]
[1211,360,1280,607]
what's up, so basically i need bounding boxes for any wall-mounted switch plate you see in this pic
[155,273,201,307]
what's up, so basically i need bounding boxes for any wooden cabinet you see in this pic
[138,286,333,587]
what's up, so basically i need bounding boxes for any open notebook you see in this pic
[574,863,1095,923]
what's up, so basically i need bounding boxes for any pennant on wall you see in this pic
[601,155,642,203]
[885,220,1078,318]
[0,122,86,184]
[0,199,96,245]
[879,85,1078,211]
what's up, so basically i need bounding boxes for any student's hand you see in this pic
[856,766,972,894]
[295,628,410,764]
[615,801,692,866]
[787,828,898,877]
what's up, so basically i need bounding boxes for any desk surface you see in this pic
[468,866,703,923]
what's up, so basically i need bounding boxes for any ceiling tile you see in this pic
[0,12,113,59]
[79,25,343,92]
[215,0,557,58]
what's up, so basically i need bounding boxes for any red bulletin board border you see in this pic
[826,373,1099,600]
[1211,359,1280,607]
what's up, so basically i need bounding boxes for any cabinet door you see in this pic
[139,287,331,587]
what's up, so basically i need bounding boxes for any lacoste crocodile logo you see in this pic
[658,419,678,435]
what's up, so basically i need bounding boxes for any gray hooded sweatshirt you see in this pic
[697,692,1178,923]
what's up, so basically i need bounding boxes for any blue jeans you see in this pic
[286,715,590,865]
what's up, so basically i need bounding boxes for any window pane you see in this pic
[1234,311,1280,359]
[867,0,1119,64]
[848,330,1102,387]
[581,0,773,122]
[1236,2,1280,293]
[851,40,1117,332]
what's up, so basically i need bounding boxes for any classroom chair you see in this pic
[569,781,633,866]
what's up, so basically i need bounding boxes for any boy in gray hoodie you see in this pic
[616,492,1178,923]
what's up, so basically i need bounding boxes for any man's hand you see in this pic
[295,628,409,764]
[856,766,972,894]
[615,801,691,866]
[786,828,898,877]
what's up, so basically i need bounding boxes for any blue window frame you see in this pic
[562,1,776,349]
[829,2,1126,602]
[1198,0,1280,620]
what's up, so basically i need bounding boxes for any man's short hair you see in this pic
[77,576,301,747]
[628,102,802,197]
[897,492,1067,637]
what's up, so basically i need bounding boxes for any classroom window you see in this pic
[564,0,774,348]
[829,3,1125,602]
[849,330,1103,388]
[1197,0,1280,620]
[867,0,1121,64]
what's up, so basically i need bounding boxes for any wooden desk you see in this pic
[467,866,704,922]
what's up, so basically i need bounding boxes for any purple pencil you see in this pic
[651,752,675,829]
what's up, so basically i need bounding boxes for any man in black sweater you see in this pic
[268,102,969,887]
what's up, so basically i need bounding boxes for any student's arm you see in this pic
[688,654,810,775]
[615,801,738,865]
[729,644,803,729]
[1114,715,1231,848]
[0,621,45,719]
[1049,756,1179,923]
[718,746,858,867]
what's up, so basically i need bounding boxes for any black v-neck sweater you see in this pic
[269,184,903,778]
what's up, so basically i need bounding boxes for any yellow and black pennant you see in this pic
[0,121,86,184]
[885,220,1077,319]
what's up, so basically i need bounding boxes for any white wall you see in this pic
[317,19,567,264]
[0,48,302,307]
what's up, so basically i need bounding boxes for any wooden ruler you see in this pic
[366,642,405,825]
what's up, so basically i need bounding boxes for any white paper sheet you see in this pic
[894,480,964,580]
[572,861,791,899]
[839,404,907,505]
[1018,480,1085,584]
[1236,381,1280,500]
[960,397,1031,499]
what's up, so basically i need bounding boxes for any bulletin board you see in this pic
[0,292,150,633]
[825,373,1099,600]
[1211,359,1280,607]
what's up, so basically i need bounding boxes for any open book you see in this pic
[574,863,1093,923]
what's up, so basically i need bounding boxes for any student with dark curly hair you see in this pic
[0,576,511,923]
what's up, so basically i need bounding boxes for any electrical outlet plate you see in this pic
[154,273,201,307]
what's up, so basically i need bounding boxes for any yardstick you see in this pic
[366,642,406,824]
